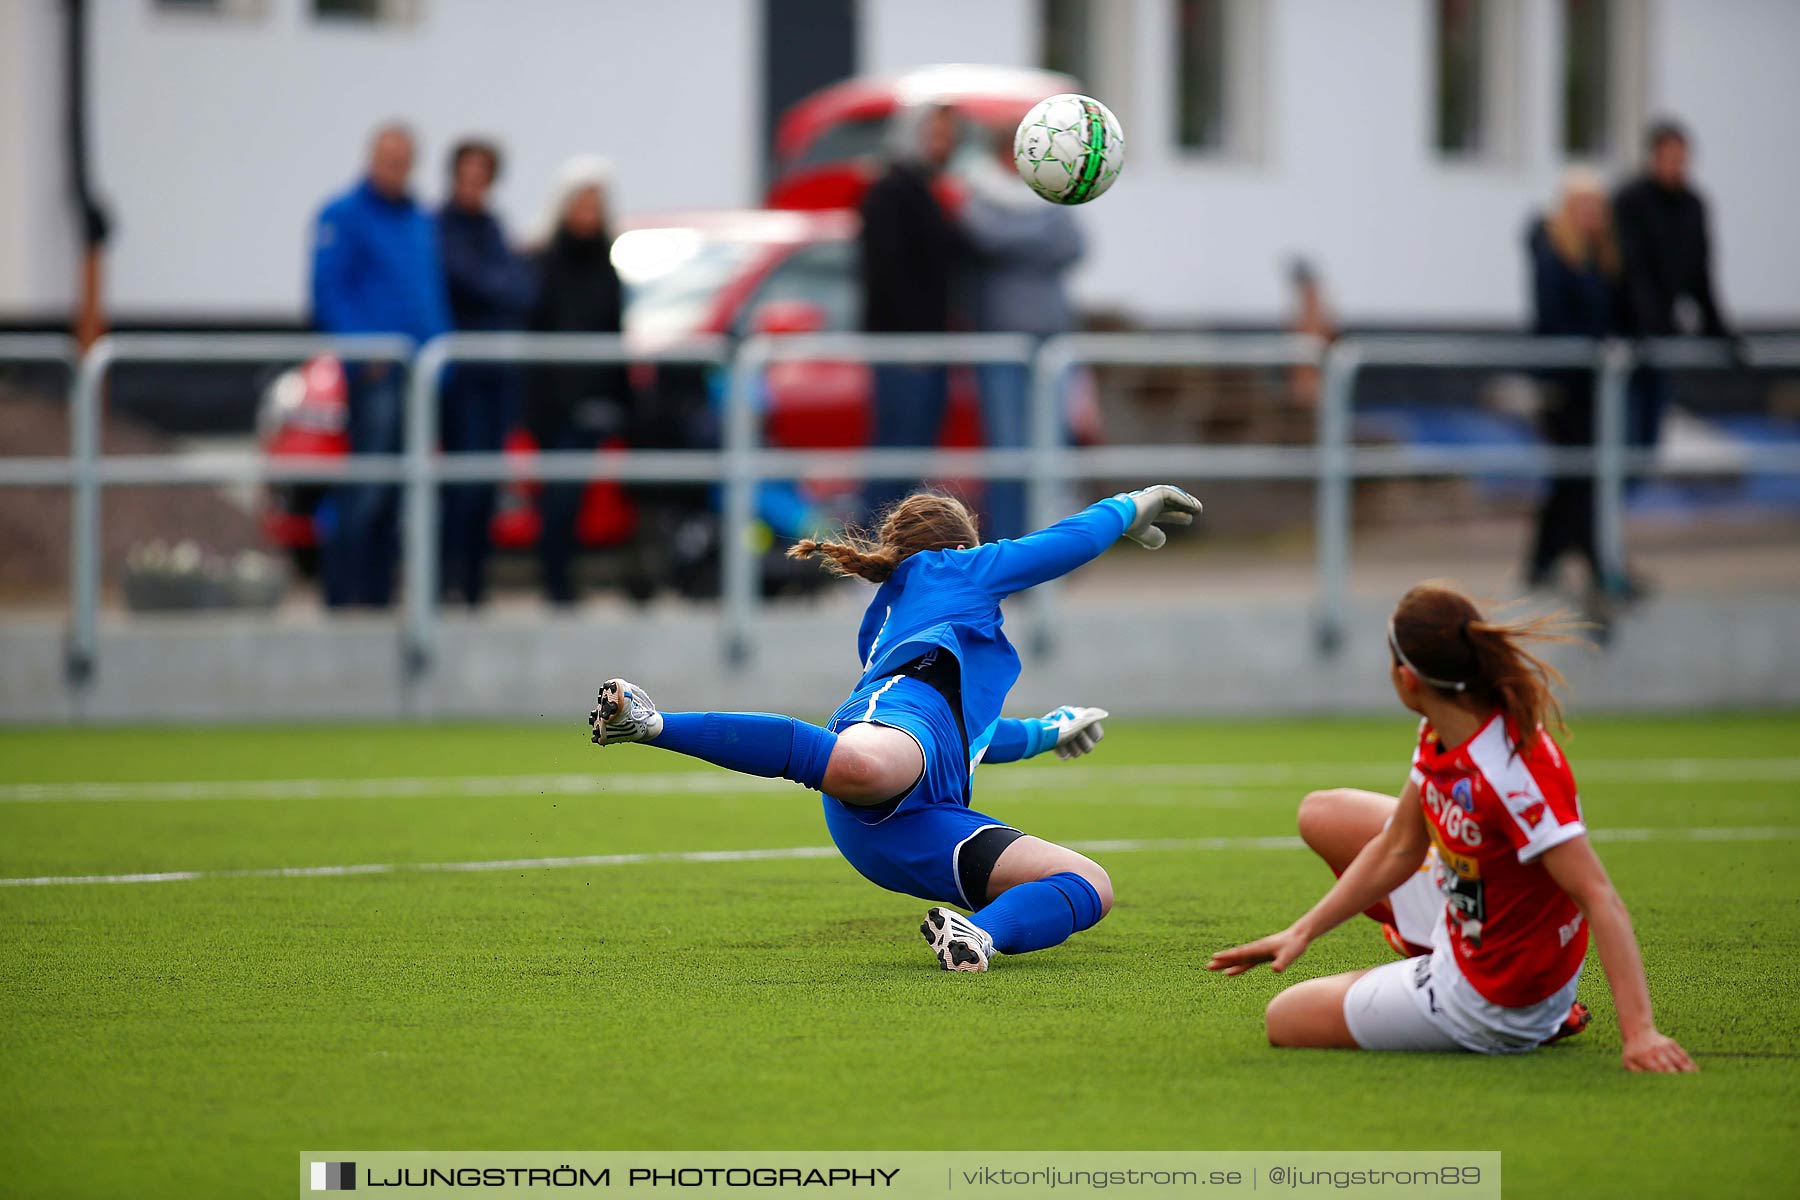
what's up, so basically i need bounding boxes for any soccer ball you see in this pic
[1013,93,1126,205]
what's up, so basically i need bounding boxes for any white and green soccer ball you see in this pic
[1013,92,1125,205]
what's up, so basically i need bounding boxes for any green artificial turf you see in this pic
[1,715,1796,1198]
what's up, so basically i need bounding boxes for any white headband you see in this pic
[1387,617,1469,693]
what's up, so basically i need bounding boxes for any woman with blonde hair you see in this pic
[1525,167,1623,598]
[588,486,1201,971]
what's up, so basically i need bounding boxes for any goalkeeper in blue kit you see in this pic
[589,486,1201,971]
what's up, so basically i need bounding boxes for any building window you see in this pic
[1175,0,1228,151]
[1433,0,1486,155]
[1040,0,1092,84]
[312,0,420,23]
[153,0,267,15]
[1562,0,1612,156]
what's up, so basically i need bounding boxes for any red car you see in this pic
[616,208,984,451]
[768,63,1077,211]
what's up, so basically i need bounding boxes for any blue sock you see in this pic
[969,871,1105,955]
[983,717,1059,764]
[649,712,838,791]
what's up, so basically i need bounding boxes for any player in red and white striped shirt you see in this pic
[1208,582,1695,1071]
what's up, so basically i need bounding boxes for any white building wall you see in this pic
[858,0,1035,76]
[83,0,759,317]
[2,0,1796,325]
[1063,0,1800,325]
[1652,0,1800,329]
[859,0,1800,326]
[0,0,79,315]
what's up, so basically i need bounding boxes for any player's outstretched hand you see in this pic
[1121,485,1202,549]
[1206,927,1311,976]
[1043,705,1108,760]
[1622,1029,1699,1073]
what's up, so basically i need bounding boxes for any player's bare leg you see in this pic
[818,723,925,806]
[1263,970,1371,1049]
[1296,788,1400,873]
[1297,787,1408,932]
[985,835,1113,913]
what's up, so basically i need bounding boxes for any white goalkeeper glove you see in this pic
[1043,705,1109,760]
[1119,485,1202,549]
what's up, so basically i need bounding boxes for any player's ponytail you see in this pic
[788,492,980,584]
[788,536,903,583]
[1389,582,1583,749]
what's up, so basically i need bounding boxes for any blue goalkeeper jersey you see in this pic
[851,495,1134,765]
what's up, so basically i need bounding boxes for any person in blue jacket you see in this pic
[437,138,536,607]
[588,484,1202,972]
[310,123,450,608]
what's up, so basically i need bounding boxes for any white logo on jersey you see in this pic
[1427,782,1484,846]
[863,605,892,670]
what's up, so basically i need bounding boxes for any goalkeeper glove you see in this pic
[1043,705,1109,760]
[1119,485,1202,549]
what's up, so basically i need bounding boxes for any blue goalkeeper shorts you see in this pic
[819,670,1021,908]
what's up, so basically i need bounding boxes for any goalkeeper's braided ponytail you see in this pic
[787,492,980,584]
[789,537,903,583]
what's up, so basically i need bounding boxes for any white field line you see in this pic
[2,826,1794,890]
[5,757,1800,806]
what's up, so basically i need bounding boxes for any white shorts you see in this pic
[1387,848,1444,950]
[1343,944,1582,1055]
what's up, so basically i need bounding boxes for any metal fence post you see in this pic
[403,338,445,689]
[1028,336,1070,536]
[1594,339,1633,583]
[396,332,732,675]
[58,334,414,697]
[66,336,114,689]
[1314,341,1360,655]
[0,335,85,683]
[722,336,765,667]
[1026,335,1074,659]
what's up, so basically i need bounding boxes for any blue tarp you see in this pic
[1356,405,1800,514]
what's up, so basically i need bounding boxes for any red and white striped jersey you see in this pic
[1410,714,1589,1008]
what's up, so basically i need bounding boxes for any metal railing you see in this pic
[1312,336,1800,650]
[4,330,1799,697]
[1027,333,1326,655]
[724,332,1039,661]
[402,332,732,673]
[0,333,81,384]
[62,334,415,682]
[1315,336,1618,653]
[0,334,82,485]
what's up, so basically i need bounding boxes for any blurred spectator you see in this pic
[959,129,1084,541]
[858,102,967,517]
[1614,120,1733,461]
[1615,119,1731,344]
[437,138,535,607]
[1525,167,1618,595]
[524,155,628,607]
[310,122,449,608]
